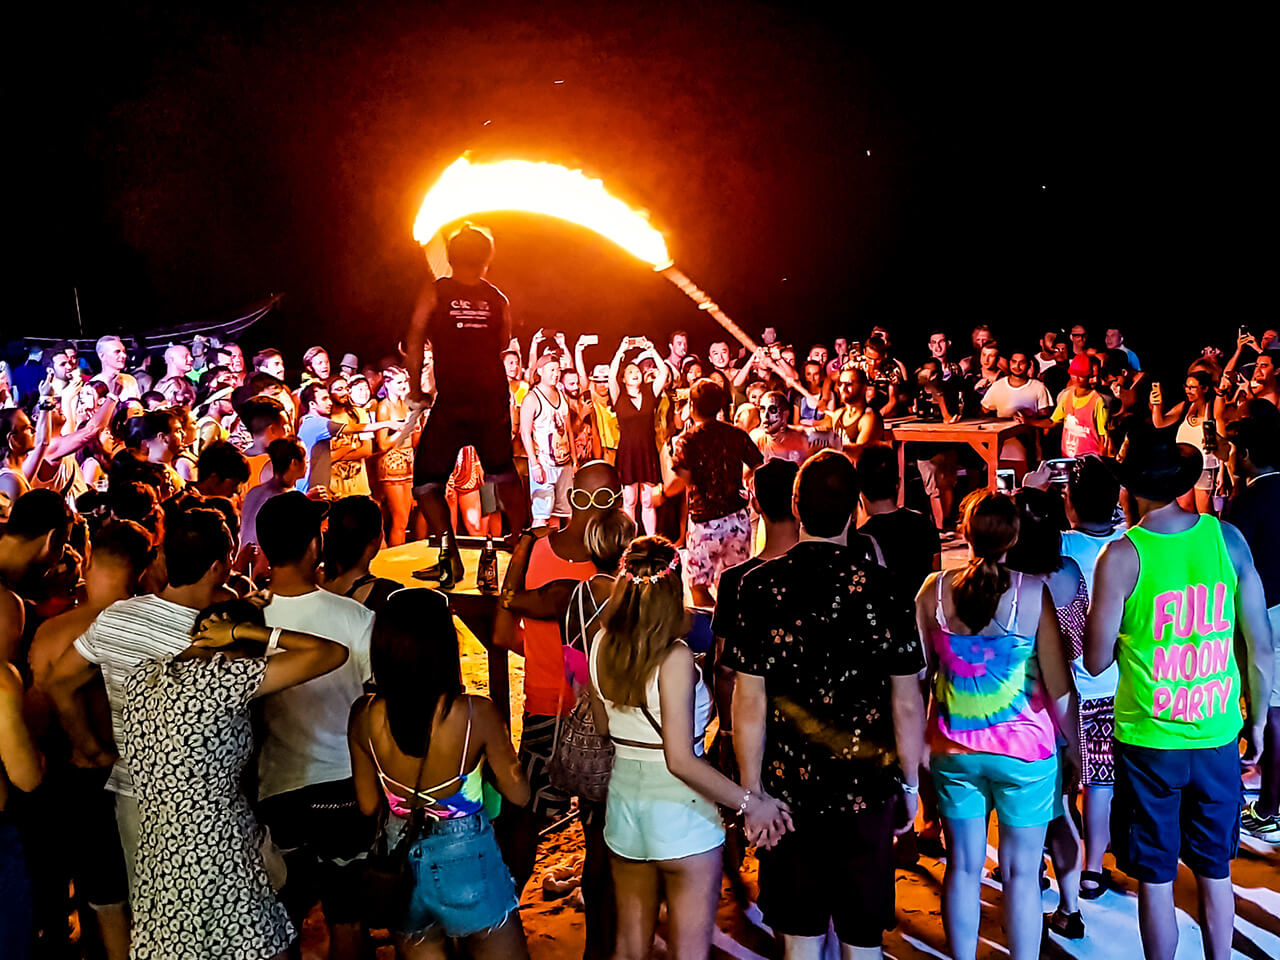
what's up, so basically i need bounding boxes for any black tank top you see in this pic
[429,277,509,399]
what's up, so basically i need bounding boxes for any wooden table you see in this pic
[370,540,514,721]
[883,417,1034,502]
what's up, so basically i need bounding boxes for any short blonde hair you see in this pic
[585,510,636,574]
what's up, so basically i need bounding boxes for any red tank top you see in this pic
[519,535,594,716]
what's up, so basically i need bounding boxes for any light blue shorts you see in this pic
[604,757,725,861]
[931,751,1059,828]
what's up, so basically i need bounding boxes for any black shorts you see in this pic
[756,802,896,948]
[257,778,376,925]
[1112,740,1241,883]
[517,713,571,822]
[413,402,513,487]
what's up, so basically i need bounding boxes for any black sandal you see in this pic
[1079,868,1112,900]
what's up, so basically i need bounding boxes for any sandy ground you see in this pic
[335,538,1280,960]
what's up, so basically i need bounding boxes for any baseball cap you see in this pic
[590,364,610,382]
[340,353,359,370]
[1068,355,1092,377]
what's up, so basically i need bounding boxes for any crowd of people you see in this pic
[0,224,1277,960]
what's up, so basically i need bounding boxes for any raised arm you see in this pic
[647,344,670,396]
[45,398,118,462]
[1150,398,1184,430]
[608,341,626,404]
[189,618,349,697]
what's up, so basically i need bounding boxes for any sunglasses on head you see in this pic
[569,487,622,510]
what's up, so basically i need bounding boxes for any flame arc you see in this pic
[413,157,671,269]
[410,155,806,396]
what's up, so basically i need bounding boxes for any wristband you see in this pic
[902,782,920,796]
[266,627,283,656]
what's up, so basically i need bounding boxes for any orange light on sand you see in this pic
[413,157,671,269]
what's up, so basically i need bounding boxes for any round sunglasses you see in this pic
[569,487,623,510]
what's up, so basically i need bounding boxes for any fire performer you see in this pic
[406,224,527,587]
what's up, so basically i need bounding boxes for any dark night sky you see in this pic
[12,3,1270,378]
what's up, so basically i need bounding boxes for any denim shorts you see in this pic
[402,815,518,940]
[931,750,1059,828]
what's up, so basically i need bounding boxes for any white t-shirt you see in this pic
[1061,526,1128,699]
[73,595,199,796]
[258,589,374,800]
[981,377,1051,419]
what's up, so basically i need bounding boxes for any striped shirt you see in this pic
[73,595,198,796]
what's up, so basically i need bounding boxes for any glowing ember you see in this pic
[413,156,671,269]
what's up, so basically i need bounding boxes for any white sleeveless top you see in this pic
[588,634,712,762]
[530,385,572,466]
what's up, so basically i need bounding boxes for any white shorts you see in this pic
[530,461,572,522]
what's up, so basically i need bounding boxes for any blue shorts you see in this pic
[931,751,1059,828]
[402,815,518,940]
[1112,741,1241,883]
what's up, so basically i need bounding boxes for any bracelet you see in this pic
[902,782,920,796]
[738,790,754,815]
[229,623,238,643]
[266,627,283,656]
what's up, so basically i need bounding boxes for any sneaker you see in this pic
[1241,801,1280,843]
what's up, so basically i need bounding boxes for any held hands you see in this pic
[743,790,794,849]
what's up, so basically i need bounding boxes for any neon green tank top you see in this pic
[1116,515,1240,749]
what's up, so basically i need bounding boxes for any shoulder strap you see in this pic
[458,698,474,777]
[934,573,948,630]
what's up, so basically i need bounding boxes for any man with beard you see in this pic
[405,224,527,587]
[822,367,883,458]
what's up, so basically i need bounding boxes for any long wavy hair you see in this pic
[596,535,685,706]
[371,588,463,757]
[952,489,1020,633]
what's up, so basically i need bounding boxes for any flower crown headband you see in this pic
[621,550,680,585]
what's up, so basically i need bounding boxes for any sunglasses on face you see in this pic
[569,487,622,510]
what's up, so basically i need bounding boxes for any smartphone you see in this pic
[1045,458,1074,485]
[996,468,1017,493]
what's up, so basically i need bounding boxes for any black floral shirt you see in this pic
[723,541,925,817]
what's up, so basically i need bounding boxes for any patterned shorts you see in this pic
[685,508,751,588]
[1080,695,1116,786]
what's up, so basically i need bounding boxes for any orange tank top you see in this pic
[519,535,594,716]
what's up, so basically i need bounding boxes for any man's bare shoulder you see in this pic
[29,602,106,681]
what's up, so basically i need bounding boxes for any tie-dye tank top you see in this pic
[929,570,1056,761]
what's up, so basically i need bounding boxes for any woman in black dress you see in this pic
[608,337,669,534]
